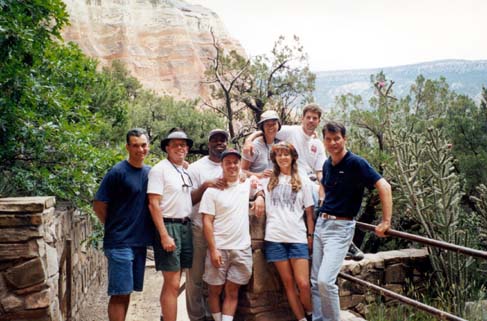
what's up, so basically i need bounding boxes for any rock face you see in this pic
[62,0,245,99]
[0,197,107,321]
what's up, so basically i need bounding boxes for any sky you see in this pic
[189,0,487,72]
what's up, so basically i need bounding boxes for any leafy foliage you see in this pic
[128,91,225,161]
[333,72,487,316]
[0,1,126,206]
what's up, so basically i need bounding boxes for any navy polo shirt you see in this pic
[320,151,381,218]
[95,160,155,248]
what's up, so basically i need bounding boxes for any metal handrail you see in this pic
[343,221,487,320]
[338,272,467,321]
[356,221,487,260]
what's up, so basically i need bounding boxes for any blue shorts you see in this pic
[104,247,147,296]
[264,241,309,262]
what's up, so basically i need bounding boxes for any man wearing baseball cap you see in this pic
[147,128,194,321]
[186,129,229,321]
[199,149,265,321]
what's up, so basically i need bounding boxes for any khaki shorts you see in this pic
[203,247,252,286]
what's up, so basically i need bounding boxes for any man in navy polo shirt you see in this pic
[311,121,392,321]
[93,128,155,321]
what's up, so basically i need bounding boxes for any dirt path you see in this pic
[80,259,189,321]
[126,260,190,321]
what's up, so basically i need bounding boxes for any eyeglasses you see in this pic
[170,162,193,191]
[179,170,193,191]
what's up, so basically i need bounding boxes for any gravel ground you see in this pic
[79,259,190,321]
[78,272,109,321]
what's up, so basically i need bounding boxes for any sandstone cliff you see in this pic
[62,0,245,99]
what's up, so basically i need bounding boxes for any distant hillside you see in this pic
[314,59,487,110]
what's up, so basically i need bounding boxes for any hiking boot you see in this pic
[346,242,364,261]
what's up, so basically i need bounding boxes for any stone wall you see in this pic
[339,248,431,317]
[0,197,106,321]
[236,214,295,321]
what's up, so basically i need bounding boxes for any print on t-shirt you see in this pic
[270,184,297,210]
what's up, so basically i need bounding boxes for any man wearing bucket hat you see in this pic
[242,110,281,178]
[200,149,265,321]
[147,128,194,321]
[185,129,229,321]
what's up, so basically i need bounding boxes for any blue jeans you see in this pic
[104,247,147,296]
[311,217,355,321]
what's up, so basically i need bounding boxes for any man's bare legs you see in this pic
[108,294,130,321]
[160,270,182,321]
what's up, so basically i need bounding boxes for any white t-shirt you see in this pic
[276,125,326,176]
[262,174,314,243]
[187,156,223,227]
[147,159,192,219]
[199,180,255,250]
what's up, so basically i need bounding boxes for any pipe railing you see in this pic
[339,272,467,321]
[340,221,487,320]
[356,221,487,260]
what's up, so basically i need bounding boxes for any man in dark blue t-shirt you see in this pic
[311,121,392,321]
[93,128,155,321]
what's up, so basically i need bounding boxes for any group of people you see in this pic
[93,103,393,321]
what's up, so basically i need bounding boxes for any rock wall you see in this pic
[61,0,246,100]
[0,197,106,321]
[236,214,295,321]
[339,248,431,316]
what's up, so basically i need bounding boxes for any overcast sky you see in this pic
[189,0,487,72]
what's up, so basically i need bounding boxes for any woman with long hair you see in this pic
[262,141,314,321]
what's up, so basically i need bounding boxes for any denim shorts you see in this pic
[264,241,309,262]
[153,222,193,271]
[104,247,147,296]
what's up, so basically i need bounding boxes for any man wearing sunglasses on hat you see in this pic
[147,128,194,321]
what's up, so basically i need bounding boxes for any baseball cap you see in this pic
[220,148,241,161]
[208,129,229,141]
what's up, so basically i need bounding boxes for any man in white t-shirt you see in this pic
[275,104,326,180]
[199,149,264,321]
[147,129,194,321]
[186,129,229,321]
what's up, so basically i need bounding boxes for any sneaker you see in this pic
[346,242,364,261]
[305,314,313,321]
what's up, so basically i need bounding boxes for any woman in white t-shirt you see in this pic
[263,141,314,321]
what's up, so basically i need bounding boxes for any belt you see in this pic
[321,213,353,221]
[163,217,191,225]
